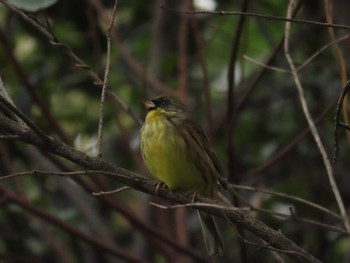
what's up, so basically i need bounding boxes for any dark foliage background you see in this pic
[0,0,350,262]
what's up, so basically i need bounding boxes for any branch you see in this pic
[0,0,142,127]
[225,1,251,262]
[323,0,350,141]
[333,80,350,161]
[284,0,350,233]
[0,168,321,262]
[189,0,213,132]
[2,169,345,234]
[0,184,149,263]
[97,0,118,157]
[89,0,176,97]
[0,27,73,146]
[160,6,350,31]
[0,115,321,262]
[0,92,49,142]
[230,184,341,220]
[0,75,25,125]
[297,34,350,72]
[246,97,337,177]
[243,34,350,74]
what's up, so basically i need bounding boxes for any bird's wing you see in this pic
[167,116,223,195]
[184,120,223,174]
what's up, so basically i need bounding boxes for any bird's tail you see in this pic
[197,210,225,256]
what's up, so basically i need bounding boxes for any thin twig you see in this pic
[150,201,248,211]
[233,40,285,123]
[93,186,131,196]
[0,0,142,126]
[0,184,149,263]
[177,2,188,100]
[246,97,337,177]
[97,0,118,157]
[323,0,350,141]
[232,4,301,124]
[2,170,208,262]
[338,122,350,131]
[0,93,50,143]
[160,5,350,31]
[89,0,176,98]
[242,55,290,73]
[0,75,15,107]
[243,34,350,74]
[284,0,350,233]
[0,170,130,181]
[223,182,347,234]
[333,80,350,162]
[252,205,346,234]
[0,111,322,262]
[0,75,25,125]
[297,34,350,72]
[0,0,100,83]
[226,2,251,261]
[226,0,250,183]
[230,184,341,219]
[241,237,287,263]
[189,0,213,132]
[0,27,73,146]
[287,207,345,234]
[235,228,315,263]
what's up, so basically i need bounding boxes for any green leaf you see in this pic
[8,0,58,12]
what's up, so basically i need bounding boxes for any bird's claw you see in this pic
[191,192,199,203]
[154,181,167,194]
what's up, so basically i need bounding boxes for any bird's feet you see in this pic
[191,192,199,203]
[154,181,167,195]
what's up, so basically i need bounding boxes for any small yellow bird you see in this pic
[140,95,224,256]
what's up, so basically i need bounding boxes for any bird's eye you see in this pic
[158,100,169,106]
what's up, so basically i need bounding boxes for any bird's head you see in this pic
[144,96,187,114]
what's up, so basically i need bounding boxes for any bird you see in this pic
[140,95,225,256]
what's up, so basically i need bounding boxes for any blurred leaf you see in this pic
[8,0,57,12]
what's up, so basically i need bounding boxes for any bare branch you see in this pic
[323,0,350,142]
[0,0,142,126]
[0,75,26,125]
[89,0,176,98]
[0,27,73,146]
[243,34,350,74]
[0,145,321,263]
[189,0,213,132]
[230,184,341,220]
[333,80,350,161]
[243,55,290,73]
[0,93,50,143]
[160,5,350,31]
[297,34,350,72]
[97,0,118,157]
[225,0,251,259]
[0,183,149,263]
[284,0,350,233]
[150,201,249,211]
[93,186,131,196]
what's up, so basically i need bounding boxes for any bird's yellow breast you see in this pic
[140,110,206,192]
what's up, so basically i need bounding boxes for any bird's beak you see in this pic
[144,100,156,111]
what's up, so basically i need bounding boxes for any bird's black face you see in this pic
[144,96,187,113]
[153,97,171,108]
